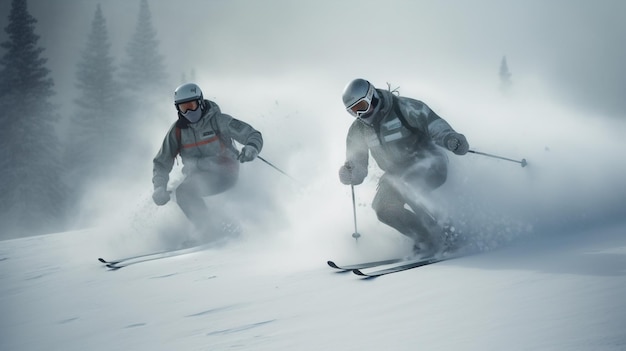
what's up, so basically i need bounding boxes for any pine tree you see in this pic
[120,0,171,160]
[0,0,67,237]
[66,4,127,212]
[499,56,512,93]
[121,0,169,102]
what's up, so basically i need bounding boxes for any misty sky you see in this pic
[1,0,625,118]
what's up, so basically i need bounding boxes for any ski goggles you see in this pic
[346,85,375,118]
[176,100,200,113]
[347,98,372,117]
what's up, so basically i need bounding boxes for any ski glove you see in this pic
[238,145,259,163]
[444,133,469,155]
[152,186,170,206]
[338,162,367,185]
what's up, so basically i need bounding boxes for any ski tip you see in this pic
[106,264,121,270]
[99,258,121,265]
[327,261,340,269]
[352,269,367,276]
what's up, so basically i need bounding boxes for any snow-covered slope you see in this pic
[1,220,625,351]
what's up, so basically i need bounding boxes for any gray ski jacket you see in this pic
[152,99,263,190]
[345,89,460,178]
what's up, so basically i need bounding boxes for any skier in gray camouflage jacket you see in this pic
[338,78,469,257]
[152,83,263,232]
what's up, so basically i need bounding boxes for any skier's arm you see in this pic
[426,111,469,155]
[402,98,469,154]
[216,114,263,153]
[152,125,178,189]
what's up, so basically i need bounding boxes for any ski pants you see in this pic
[371,154,448,244]
[175,160,239,230]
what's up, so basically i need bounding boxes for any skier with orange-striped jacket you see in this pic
[152,83,263,231]
[338,78,469,258]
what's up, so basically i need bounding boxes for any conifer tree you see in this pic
[120,0,171,159]
[66,4,127,209]
[499,56,513,93]
[0,0,67,237]
[121,0,169,102]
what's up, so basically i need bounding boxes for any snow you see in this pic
[2,69,625,350]
[2,2,626,349]
[2,82,625,349]
[1,219,625,351]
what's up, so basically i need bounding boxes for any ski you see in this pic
[103,255,172,270]
[327,258,405,271]
[352,253,465,277]
[98,249,171,266]
[98,244,213,270]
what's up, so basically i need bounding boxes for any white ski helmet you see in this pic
[342,78,378,118]
[174,83,206,123]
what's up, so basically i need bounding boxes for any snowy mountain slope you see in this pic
[1,220,625,351]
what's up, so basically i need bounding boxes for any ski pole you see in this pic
[351,185,361,241]
[257,155,301,184]
[468,149,528,167]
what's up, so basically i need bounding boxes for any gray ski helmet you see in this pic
[174,83,204,110]
[342,78,377,117]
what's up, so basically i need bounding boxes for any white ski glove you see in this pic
[152,186,170,206]
[338,162,367,185]
[444,133,469,155]
[238,145,259,163]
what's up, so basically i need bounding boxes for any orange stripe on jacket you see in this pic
[182,135,220,149]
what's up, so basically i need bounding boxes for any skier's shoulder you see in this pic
[202,100,224,119]
[168,119,179,131]
[199,99,231,129]
[204,99,220,112]
[347,118,369,134]
[386,95,433,133]
[394,95,431,117]
[205,103,259,137]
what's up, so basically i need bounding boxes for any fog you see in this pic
[1,1,625,248]
[3,0,626,115]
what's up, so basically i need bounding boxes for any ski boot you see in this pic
[411,235,443,259]
[440,220,471,255]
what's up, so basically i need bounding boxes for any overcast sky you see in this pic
[1,0,625,118]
